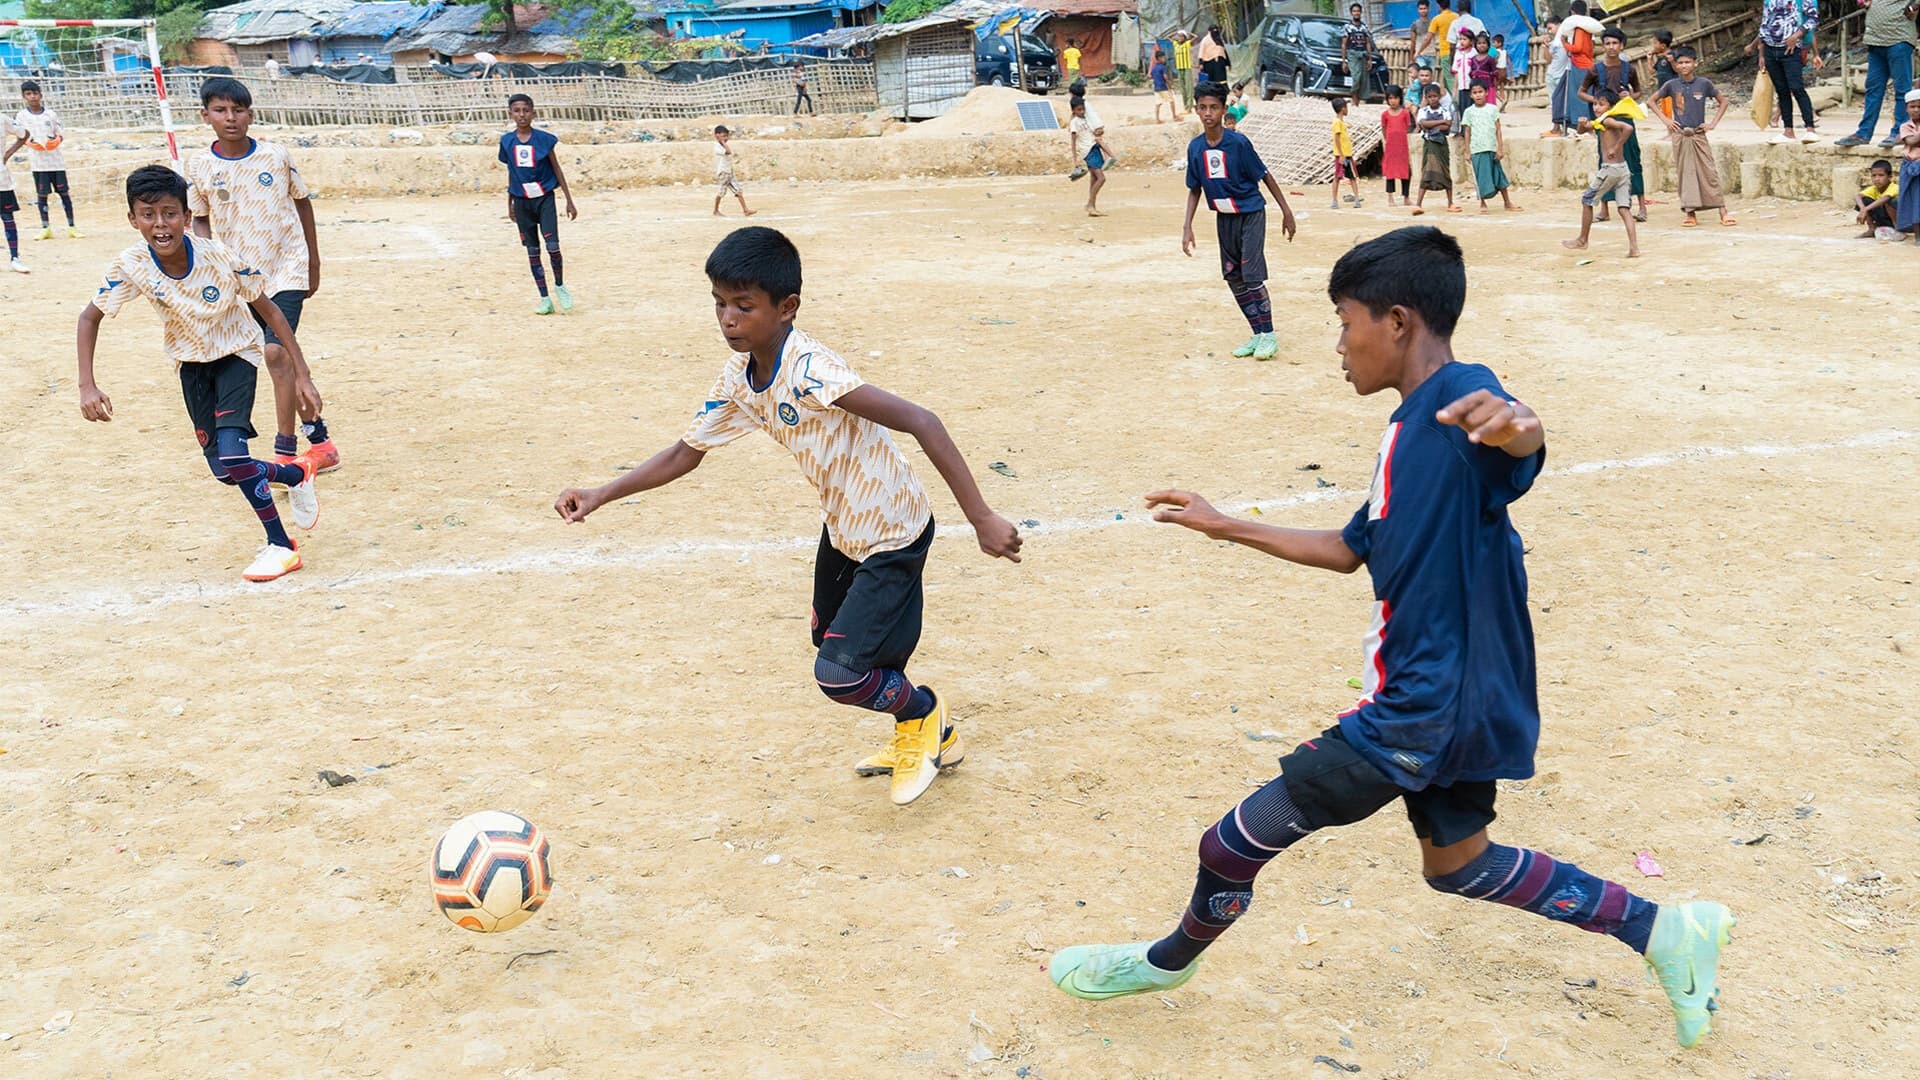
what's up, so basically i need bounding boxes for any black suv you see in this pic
[1257,15,1391,101]
[976,33,1057,93]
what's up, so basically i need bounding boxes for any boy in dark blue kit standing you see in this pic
[499,93,578,315]
[1050,227,1734,1051]
[1183,82,1296,362]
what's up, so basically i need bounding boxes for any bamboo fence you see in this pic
[26,61,879,131]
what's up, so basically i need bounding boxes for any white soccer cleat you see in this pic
[285,465,319,530]
[243,543,302,582]
[8,257,26,273]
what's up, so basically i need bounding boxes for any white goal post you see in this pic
[0,17,179,164]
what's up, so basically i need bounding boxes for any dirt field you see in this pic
[1,173,1915,1078]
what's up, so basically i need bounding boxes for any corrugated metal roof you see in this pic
[314,1,445,40]
[1043,0,1135,16]
[196,0,358,45]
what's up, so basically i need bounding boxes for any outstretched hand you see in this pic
[1144,489,1227,535]
[1435,389,1539,448]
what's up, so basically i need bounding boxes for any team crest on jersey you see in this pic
[257,170,274,186]
[201,285,220,303]
[777,401,800,426]
[1205,148,1228,179]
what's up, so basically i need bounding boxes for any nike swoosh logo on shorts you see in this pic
[215,409,235,417]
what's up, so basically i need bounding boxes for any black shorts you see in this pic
[248,288,306,347]
[810,519,934,672]
[1216,209,1268,285]
[179,354,259,449]
[511,193,558,247]
[1277,726,1497,848]
[0,188,16,214]
[32,170,68,197]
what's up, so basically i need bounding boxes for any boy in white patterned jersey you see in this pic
[78,166,321,582]
[0,111,26,272]
[7,80,80,239]
[186,77,340,474]
[554,227,1023,806]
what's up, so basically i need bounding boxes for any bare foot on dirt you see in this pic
[1561,238,1588,250]
[1626,248,1642,258]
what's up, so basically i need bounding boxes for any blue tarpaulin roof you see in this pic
[314,1,444,40]
[1383,0,1531,77]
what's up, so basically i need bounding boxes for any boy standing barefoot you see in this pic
[1048,227,1733,1050]
[1564,89,1643,257]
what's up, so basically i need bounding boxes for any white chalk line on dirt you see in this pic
[1,429,1910,627]
[331,224,462,263]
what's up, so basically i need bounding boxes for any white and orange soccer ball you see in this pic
[431,811,552,933]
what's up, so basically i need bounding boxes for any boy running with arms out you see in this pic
[553,227,1022,806]
[78,166,320,582]
[1183,81,1297,362]
[187,77,341,474]
[501,94,578,315]
[8,80,80,239]
[1047,227,1734,1050]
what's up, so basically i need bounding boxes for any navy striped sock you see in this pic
[1148,775,1316,971]
[1427,843,1660,954]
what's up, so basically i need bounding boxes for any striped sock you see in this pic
[1147,775,1316,971]
[2,211,16,257]
[219,455,303,548]
[1427,843,1659,954]
[1229,282,1273,333]
[527,249,549,296]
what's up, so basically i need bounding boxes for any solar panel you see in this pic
[1016,99,1059,131]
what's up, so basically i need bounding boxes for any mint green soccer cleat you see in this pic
[1231,336,1260,358]
[1049,942,1197,1001]
[1252,332,1280,360]
[1644,901,1736,1048]
[535,296,554,315]
[554,284,574,311]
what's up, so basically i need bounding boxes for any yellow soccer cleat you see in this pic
[67,226,85,239]
[855,721,963,776]
[886,690,950,806]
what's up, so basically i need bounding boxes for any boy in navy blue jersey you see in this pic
[1050,227,1734,1051]
[1183,81,1296,362]
[499,94,578,315]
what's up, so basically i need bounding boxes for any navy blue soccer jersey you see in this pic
[1337,362,1545,791]
[499,128,560,197]
[1186,129,1268,214]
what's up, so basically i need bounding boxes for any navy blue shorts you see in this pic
[250,289,305,347]
[1277,727,1498,847]
[180,353,259,449]
[810,520,933,672]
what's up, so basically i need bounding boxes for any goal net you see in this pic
[1,17,180,196]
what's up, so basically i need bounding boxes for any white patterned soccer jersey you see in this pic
[0,117,15,191]
[13,107,65,171]
[92,236,270,369]
[681,328,933,561]
[186,139,312,296]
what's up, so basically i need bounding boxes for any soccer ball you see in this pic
[431,811,552,933]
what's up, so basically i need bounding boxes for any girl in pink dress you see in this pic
[1380,85,1413,206]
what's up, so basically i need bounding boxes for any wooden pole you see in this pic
[1840,18,1849,109]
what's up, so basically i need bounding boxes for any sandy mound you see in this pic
[903,85,1064,137]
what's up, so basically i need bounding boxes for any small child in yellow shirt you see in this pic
[1330,97,1361,208]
